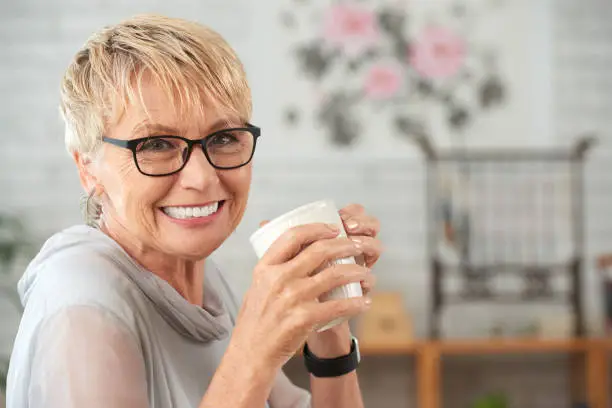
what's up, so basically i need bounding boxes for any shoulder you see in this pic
[18,225,147,331]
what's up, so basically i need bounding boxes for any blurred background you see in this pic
[1,0,611,407]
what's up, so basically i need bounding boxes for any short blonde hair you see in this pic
[60,14,252,155]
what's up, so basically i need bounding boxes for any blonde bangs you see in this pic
[61,14,252,155]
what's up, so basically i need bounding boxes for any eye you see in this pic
[137,137,179,152]
[208,132,239,146]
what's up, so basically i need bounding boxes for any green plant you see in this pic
[0,212,34,399]
[471,392,508,408]
[0,356,8,394]
[0,212,35,313]
[0,214,25,268]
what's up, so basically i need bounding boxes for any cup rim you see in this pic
[249,199,336,245]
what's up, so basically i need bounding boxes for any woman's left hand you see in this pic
[259,203,382,357]
[304,204,382,358]
[339,203,382,297]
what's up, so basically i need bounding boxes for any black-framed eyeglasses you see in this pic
[102,124,261,177]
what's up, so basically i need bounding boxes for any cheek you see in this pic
[98,155,135,210]
[220,166,252,215]
[102,155,173,220]
[233,166,252,200]
[128,180,173,213]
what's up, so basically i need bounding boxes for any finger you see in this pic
[348,235,383,268]
[261,223,340,265]
[339,203,366,219]
[360,272,376,296]
[286,237,363,278]
[259,220,270,227]
[342,214,380,237]
[304,296,372,329]
[298,263,370,300]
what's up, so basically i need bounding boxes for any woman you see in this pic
[7,14,382,408]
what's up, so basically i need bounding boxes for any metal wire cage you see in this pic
[414,136,596,339]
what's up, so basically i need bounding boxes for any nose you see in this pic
[178,145,219,190]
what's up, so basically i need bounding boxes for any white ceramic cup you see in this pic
[249,199,363,331]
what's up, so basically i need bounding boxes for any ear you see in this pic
[73,151,103,195]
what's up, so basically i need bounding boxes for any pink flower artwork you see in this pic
[323,4,379,54]
[364,64,403,100]
[409,26,466,79]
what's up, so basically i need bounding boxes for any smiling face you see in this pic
[80,76,252,261]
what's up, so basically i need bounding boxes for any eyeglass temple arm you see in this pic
[102,137,131,149]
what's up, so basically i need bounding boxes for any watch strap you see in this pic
[303,336,360,378]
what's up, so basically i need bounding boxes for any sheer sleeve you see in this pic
[29,305,149,408]
[268,369,312,408]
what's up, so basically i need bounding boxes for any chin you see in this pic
[171,231,229,260]
[170,244,215,261]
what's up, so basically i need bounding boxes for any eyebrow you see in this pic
[132,123,179,135]
[132,119,241,137]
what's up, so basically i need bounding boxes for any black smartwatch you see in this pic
[303,336,361,378]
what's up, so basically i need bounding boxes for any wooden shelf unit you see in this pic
[360,342,420,356]
[356,337,612,408]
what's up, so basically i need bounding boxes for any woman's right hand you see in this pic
[230,223,372,371]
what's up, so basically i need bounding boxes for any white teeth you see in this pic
[163,202,220,219]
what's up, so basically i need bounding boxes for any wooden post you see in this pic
[585,340,608,408]
[417,343,441,408]
[570,352,585,407]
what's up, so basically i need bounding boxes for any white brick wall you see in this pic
[554,0,612,144]
[1,0,611,405]
[554,1,612,354]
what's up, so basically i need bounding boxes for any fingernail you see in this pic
[350,237,362,249]
[346,220,358,230]
[364,297,372,307]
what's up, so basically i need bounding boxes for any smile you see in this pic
[162,201,224,219]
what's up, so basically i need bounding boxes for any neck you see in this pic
[99,220,206,306]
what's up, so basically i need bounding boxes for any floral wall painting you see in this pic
[410,26,466,79]
[281,0,508,148]
[364,63,403,100]
[324,4,379,55]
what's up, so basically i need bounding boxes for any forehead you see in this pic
[111,74,237,136]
